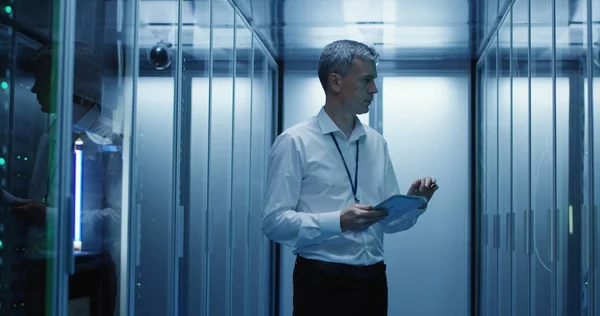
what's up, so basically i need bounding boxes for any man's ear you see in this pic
[328,73,342,93]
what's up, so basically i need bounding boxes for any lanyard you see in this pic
[330,133,359,203]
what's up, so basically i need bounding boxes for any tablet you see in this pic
[373,194,427,218]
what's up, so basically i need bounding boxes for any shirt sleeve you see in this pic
[2,189,27,204]
[378,140,427,234]
[262,133,343,249]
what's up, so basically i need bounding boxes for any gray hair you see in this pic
[317,40,379,91]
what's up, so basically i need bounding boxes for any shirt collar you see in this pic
[48,105,110,141]
[72,105,101,133]
[317,106,366,142]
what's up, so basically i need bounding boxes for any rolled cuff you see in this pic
[318,210,342,236]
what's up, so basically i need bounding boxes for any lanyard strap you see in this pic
[330,133,359,203]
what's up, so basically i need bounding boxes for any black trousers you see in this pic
[293,255,388,316]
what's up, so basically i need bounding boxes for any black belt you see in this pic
[296,255,386,280]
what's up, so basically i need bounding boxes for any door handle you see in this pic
[507,212,515,252]
[116,40,123,87]
[205,208,212,255]
[549,208,555,262]
[525,209,531,255]
[483,213,488,246]
[511,212,516,252]
[177,205,183,259]
[247,210,251,249]
[230,209,235,250]
[494,214,500,249]
[506,212,510,252]
[136,203,141,266]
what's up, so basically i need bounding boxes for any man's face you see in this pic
[336,57,379,115]
[30,62,54,113]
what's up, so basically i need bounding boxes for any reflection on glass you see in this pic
[1,0,137,313]
[249,37,267,316]
[2,0,279,314]
[0,6,58,313]
[555,0,584,314]
[583,0,599,314]
[485,36,499,316]
[208,1,235,315]
[530,76,554,315]
[481,0,600,315]
[232,0,274,52]
[511,0,530,314]
[487,0,499,36]
[479,60,488,316]
[231,12,253,316]
[134,1,180,315]
[135,77,177,315]
[263,60,277,312]
[530,0,553,314]
[497,12,512,316]
[182,0,211,315]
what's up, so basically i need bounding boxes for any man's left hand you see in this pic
[406,176,438,209]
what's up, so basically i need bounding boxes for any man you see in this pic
[2,41,121,315]
[262,40,438,316]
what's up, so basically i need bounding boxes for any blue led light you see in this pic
[74,149,83,242]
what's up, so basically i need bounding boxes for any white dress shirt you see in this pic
[2,105,122,261]
[262,106,426,266]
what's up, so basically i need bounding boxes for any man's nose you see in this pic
[369,82,379,94]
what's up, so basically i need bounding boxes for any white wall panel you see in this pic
[382,76,470,316]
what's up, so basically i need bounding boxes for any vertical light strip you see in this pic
[74,145,83,243]
[569,205,573,235]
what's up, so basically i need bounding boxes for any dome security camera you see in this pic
[147,41,173,70]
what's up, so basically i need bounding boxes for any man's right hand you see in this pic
[10,200,47,226]
[340,204,389,232]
